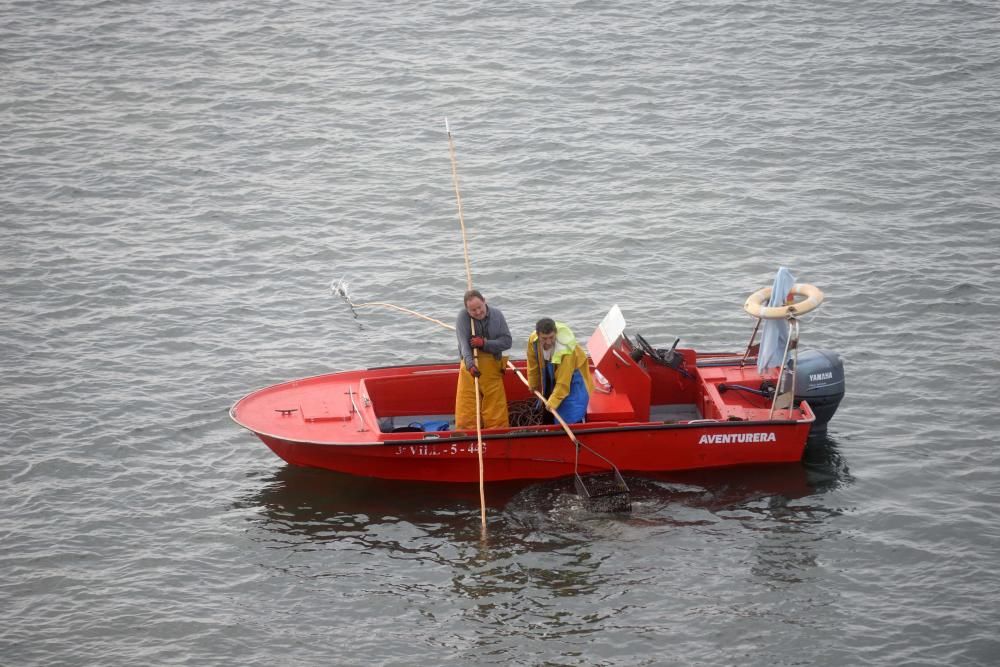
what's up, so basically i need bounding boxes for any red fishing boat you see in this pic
[231,298,845,484]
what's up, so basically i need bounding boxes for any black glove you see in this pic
[468,365,481,378]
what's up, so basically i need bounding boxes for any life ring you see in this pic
[743,283,824,319]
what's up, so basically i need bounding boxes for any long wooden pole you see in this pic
[446,118,487,533]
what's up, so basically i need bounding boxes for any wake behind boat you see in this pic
[230,298,845,483]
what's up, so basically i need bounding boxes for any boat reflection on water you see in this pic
[737,434,853,588]
[238,431,851,620]
[242,432,851,545]
[802,430,852,489]
[241,465,530,544]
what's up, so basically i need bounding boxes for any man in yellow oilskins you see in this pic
[526,318,594,424]
[455,289,512,430]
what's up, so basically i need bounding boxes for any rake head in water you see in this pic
[574,470,632,513]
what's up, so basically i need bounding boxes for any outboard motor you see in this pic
[793,350,845,435]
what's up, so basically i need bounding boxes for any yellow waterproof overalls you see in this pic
[455,354,509,430]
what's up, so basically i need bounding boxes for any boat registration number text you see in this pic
[395,442,486,457]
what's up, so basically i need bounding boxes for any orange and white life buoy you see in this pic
[743,283,824,319]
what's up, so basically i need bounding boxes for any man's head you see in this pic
[535,317,556,351]
[464,289,487,320]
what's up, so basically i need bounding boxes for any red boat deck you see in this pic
[233,353,812,444]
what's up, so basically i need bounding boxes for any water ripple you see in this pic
[3,0,1000,665]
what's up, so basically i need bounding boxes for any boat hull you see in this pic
[252,419,812,482]
[232,350,820,483]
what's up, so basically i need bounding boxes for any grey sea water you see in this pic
[3,1,999,665]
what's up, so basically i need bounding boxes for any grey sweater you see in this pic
[455,305,513,368]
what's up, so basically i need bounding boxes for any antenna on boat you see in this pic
[446,118,488,535]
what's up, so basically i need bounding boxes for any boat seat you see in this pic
[586,389,635,422]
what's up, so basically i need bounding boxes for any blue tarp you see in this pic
[757,267,795,373]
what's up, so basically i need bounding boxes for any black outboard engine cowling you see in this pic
[793,350,845,435]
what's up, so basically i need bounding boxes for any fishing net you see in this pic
[508,399,544,427]
[575,471,633,513]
